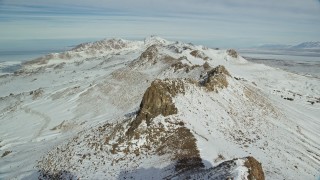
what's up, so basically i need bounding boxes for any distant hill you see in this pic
[257,41,320,49]
[291,42,320,49]
[257,44,291,49]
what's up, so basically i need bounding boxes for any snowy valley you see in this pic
[0,37,319,179]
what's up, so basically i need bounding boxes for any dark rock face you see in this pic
[127,65,232,137]
[202,62,211,70]
[127,79,185,136]
[207,65,231,77]
[227,49,238,58]
[177,156,265,180]
[30,88,44,100]
[123,78,204,173]
[171,61,201,73]
[244,156,265,180]
[190,50,209,60]
[171,61,189,72]
[201,65,231,92]
[137,79,180,121]
[172,127,204,173]
[130,45,160,68]
[139,45,158,64]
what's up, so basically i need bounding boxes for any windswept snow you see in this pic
[0,36,319,179]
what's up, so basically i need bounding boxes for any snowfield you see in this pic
[0,36,319,179]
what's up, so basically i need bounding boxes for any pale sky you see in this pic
[1,0,320,49]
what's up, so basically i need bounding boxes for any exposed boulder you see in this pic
[244,156,265,180]
[207,65,230,77]
[202,62,211,70]
[171,61,189,72]
[178,156,265,180]
[127,79,185,136]
[171,61,201,73]
[201,65,231,92]
[190,50,210,60]
[136,45,159,66]
[1,151,12,158]
[30,88,44,100]
[227,49,238,58]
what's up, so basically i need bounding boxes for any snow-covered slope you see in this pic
[0,36,319,179]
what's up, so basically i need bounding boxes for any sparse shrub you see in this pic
[214,154,225,163]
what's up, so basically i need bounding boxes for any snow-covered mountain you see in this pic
[0,36,319,179]
[291,41,320,49]
[256,41,320,49]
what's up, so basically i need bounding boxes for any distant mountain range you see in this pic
[257,41,320,49]
[291,42,320,49]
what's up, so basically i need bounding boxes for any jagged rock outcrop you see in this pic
[201,65,231,92]
[39,116,204,179]
[171,61,201,73]
[178,156,265,180]
[129,44,160,68]
[127,79,185,136]
[140,45,158,64]
[171,61,189,72]
[127,65,232,138]
[202,62,211,70]
[190,50,209,60]
[244,156,265,180]
[227,49,238,58]
[30,88,44,100]
[144,36,169,46]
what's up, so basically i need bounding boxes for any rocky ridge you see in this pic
[3,36,318,180]
[34,36,262,179]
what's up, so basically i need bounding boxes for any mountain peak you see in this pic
[144,35,170,46]
[71,38,130,52]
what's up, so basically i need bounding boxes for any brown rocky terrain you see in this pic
[190,50,210,60]
[27,37,270,179]
[201,65,231,91]
[179,156,265,180]
[126,79,185,137]
[244,156,265,180]
[227,49,238,58]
